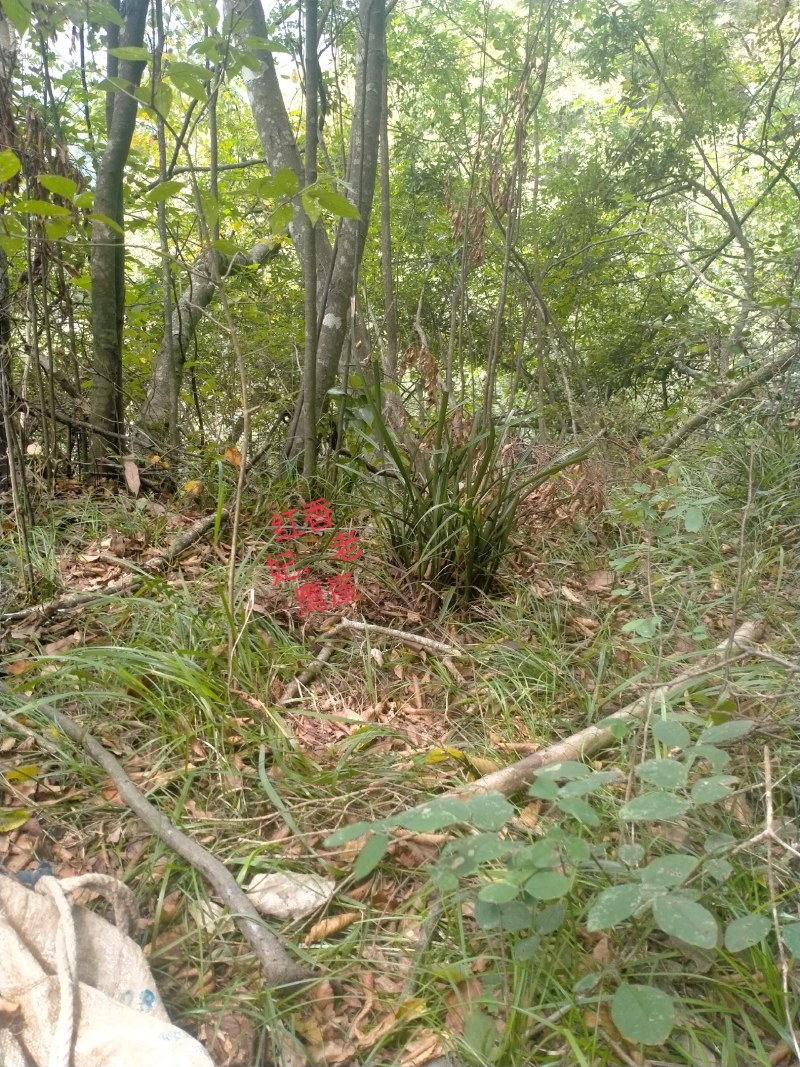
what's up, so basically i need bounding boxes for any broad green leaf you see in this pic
[537,761,592,780]
[145,180,184,203]
[704,858,733,882]
[563,835,591,862]
[271,202,293,233]
[636,758,688,790]
[685,743,730,772]
[438,833,512,878]
[618,843,645,867]
[0,235,24,253]
[641,854,697,888]
[0,0,31,35]
[45,218,71,241]
[620,793,690,821]
[724,913,770,952]
[0,149,22,183]
[611,983,675,1045]
[560,771,622,797]
[168,60,208,99]
[473,898,501,928]
[38,174,78,200]
[535,901,566,934]
[652,719,691,749]
[512,933,541,961]
[515,837,559,869]
[273,167,299,195]
[324,820,372,847]
[108,45,150,61]
[525,871,570,900]
[683,506,704,532]
[466,792,514,831]
[555,796,600,827]
[621,616,660,638]
[89,213,125,234]
[314,183,361,218]
[73,191,94,210]
[699,719,754,745]
[212,238,244,256]
[16,199,70,217]
[301,191,322,227]
[652,892,718,949]
[479,881,520,905]
[0,808,32,832]
[528,777,559,800]
[781,922,800,956]
[587,883,644,930]
[499,900,533,932]
[353,832,390,880]
[691,775,738,804]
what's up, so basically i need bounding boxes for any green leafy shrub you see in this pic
[355,376,596,600]
[325,709,800,1057]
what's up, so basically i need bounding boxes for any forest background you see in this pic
[1,0,800,1065]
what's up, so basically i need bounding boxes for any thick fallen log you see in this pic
[454,620,764,799]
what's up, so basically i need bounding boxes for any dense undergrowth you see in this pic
[1,417,799,1067]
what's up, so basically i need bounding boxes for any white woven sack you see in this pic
[0,871,215,1067]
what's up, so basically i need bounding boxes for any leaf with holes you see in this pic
[652,893,718,949]
[611,983,675,1045]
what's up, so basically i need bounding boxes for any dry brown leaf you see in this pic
[466,755,501,776]
[585,569,615,592]
[122,456,141,496]
[561,585,587,605]
[400,1029,444,1066]
[223,445,242,469]
[199,1012,258,1067]
[303,911,360,944]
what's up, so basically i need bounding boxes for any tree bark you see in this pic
[0,9,15,489]
[225,0,385,459]
[139,241,279,442]
[89,0,149,465]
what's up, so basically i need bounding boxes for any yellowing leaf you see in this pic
[183,480,205,497]
[0,809,32,833]
[3,765,40,783]
[424,746,464,764]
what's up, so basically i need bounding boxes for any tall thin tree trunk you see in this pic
[303,0,319,478]
[89,0,149,466]
[225,0,385,460]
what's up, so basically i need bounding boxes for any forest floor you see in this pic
[1,444,799,1067]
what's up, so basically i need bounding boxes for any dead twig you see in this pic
[450,621,764,799]
[38,703,313,988]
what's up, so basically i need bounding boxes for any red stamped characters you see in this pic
[268,496,363,615]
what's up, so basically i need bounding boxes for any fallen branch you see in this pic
[1,510,229,624]
[453,621,764,799]
[36,702,313,988]
[649,350,795,462]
